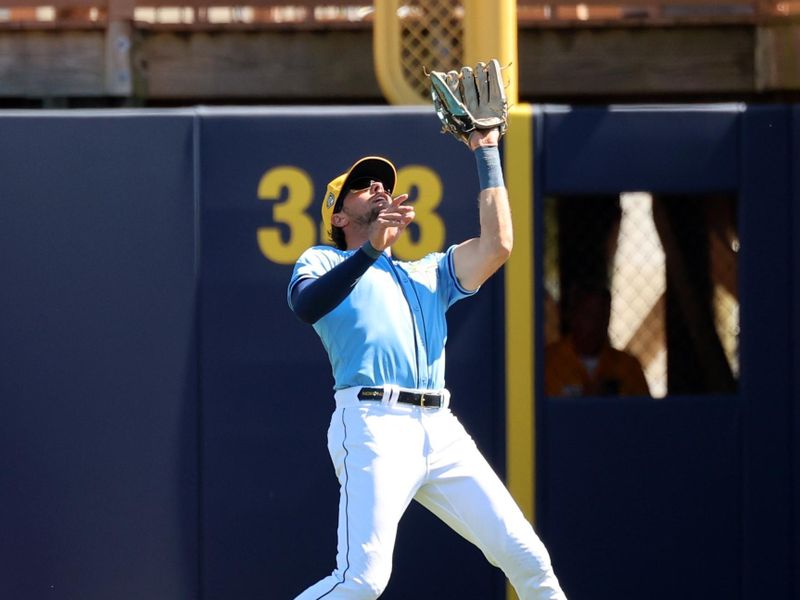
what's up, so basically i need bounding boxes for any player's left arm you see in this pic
[452,128,513,291]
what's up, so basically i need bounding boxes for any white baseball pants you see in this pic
[294,388,566,600]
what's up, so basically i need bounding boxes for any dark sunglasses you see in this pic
[347,177,391,195]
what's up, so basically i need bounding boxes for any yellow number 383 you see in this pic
[257,165,446,265]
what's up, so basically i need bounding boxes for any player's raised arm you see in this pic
[451,129,513,291]
[428,59,513,291]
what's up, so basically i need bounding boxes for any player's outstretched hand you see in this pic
[369,194,413,252]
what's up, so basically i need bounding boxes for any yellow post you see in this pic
[373,0,427,105]
[503,104,535,600]
[463,0,519,105]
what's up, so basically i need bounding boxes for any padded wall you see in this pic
[0,111,199,600]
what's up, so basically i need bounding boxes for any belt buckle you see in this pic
[419,392,438,408]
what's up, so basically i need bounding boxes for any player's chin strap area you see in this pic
[334,385,451,410]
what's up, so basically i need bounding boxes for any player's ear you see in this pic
[331,212,348,227]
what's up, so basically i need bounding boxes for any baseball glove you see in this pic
[428,59,508,146]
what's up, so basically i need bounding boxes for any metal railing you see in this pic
[0,0,795,28]
[0,1,370,27]
[519,0,795,25]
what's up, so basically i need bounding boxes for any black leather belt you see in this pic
[357,387,443,408]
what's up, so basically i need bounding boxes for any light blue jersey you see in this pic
[288,245,477,390]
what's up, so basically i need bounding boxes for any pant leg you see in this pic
[294,405,427,600]
[414,410,567,600]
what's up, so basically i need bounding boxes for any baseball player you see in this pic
[287,62,566,599]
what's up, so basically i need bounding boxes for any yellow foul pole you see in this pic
[463,0,519,105]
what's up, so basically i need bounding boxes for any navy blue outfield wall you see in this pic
[0,112,200,600]
[794,104,800,600]
[0,105,797,600]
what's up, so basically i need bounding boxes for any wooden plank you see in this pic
[756,23,800,90]
[0,30,106,95]
[105,19,133,94]
[134,29,378,98]
[518,25,755,97]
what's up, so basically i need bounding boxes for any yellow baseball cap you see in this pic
[321,156,397,243]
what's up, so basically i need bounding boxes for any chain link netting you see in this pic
[399,0,464,100]
[543,192,739,398]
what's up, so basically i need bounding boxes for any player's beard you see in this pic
[349,205,382,227]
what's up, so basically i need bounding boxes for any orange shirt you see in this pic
[545,337,650,397]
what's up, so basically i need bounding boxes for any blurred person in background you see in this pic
[545,282,650,397]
